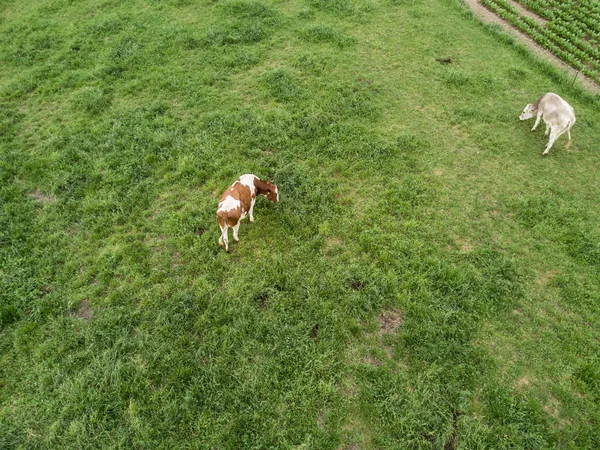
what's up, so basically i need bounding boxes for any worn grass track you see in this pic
[1,0,600,448]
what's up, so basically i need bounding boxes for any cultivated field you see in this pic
[1,0,600,448]
[481,0,600,84]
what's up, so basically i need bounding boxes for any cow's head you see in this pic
[519,104,536,120]
[264,180,279,203]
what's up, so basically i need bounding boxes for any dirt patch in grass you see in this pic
[74,299,93,320]
[31,189,57,203]
[259,294,268,309]
[444,410,463,450]
[311,323,319,340]
[444,436,457,450]
[171,250,182,268]
[535,269,557,287]
[377,309,403,334]
[349,280,363,291]
[40,286,52,297]
[324,236,344,253]
[338,378,358,399]
[516,376,531,388]
[454,238,473,253]
[542,395,560,419]
[362,354,382,366]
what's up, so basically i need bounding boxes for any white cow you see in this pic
[519,92,576,155]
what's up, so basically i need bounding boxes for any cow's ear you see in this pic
[266,179,272,184]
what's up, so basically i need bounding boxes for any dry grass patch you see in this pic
[31,189,57,203]
[535,269,557,287]
[171,250,182,269]
[515,375,532,389]
[324,236,344,254]
[542,394,560,419]
[361,354,382,367]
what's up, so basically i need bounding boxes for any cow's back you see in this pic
[217,179,254,221]
[539,93,574,117]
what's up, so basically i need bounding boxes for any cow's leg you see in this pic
[531,112,542,131]
[564,122,574,149]
[218,217,226,247]
[544,122,550,136]
[542,128,561,155]
[232,222,240,242]
[219,223,229,251]
[249,198,256,223]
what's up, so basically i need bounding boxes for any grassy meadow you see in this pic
[1,0,600,448]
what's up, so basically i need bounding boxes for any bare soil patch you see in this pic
[257,292,269,309]
[311,323,320,340]
[349,280,363,291]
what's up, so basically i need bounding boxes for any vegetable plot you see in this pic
[481,0,600,84]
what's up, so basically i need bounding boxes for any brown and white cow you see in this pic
[519,92,576,155]
[216,174,279,251]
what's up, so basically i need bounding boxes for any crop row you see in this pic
[517,0,600,25]
[510,0,600,45]
[481,0,600,85]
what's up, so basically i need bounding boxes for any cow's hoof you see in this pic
[542,152,549,156]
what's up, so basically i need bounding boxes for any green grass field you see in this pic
[2,0,600,448]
